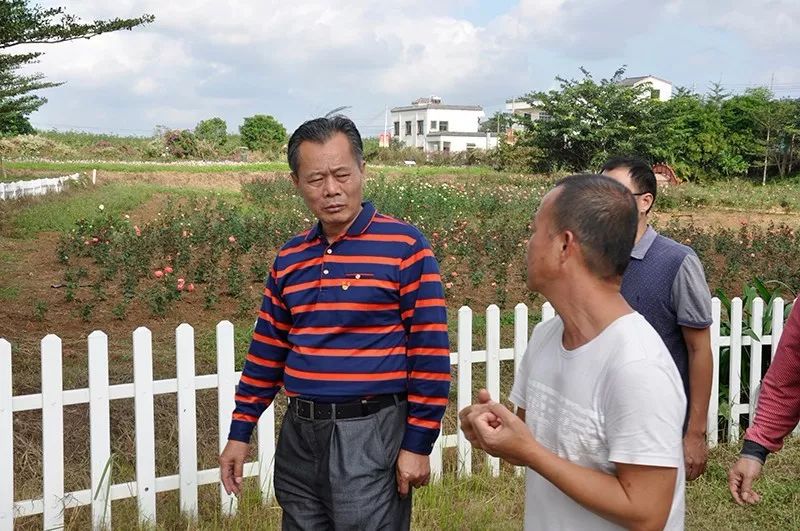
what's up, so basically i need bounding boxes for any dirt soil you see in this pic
[97,170,290,191]
[654,208,800,229]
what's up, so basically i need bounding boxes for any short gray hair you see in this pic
[287,115,364,174]
[551,174,638,278]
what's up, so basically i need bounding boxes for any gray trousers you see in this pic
[274,399,412,531]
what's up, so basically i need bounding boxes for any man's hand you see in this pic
[458,389,495,445]
[728,457,763,505]
[219,440,250,495]
[684,431,708,481]
[468,402,536,466]
[396,449,430,498]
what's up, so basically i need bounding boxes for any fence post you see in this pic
[256,405,275,503]
[542,301,555,322]
[429,429,443,481]
[513,304,528,476]
[41,334,65,530]
[748,298,764,424]
[771,298,785,362]
[216,321,238,515]
[0,340,13,531]
[133,327,157,525]
[176,324,199,519]
[513,303,529,376]
[728,298,743,443]
[485,305,501,477]
[88,331,112,529]
[456,306,473,477]
[708,298,721,447]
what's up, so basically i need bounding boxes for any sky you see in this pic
[17,0,800,138]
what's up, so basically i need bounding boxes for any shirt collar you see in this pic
[631,225,657,260]
[305,201,376,242]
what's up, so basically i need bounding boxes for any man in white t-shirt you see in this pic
[460,174,686,530]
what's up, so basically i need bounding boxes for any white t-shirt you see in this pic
[509,312,686,531]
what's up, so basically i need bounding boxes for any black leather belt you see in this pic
[290,394,406,421]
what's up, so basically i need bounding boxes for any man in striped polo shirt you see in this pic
[219,116,451,529]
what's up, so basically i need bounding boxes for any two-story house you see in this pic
[391,96,498,153]
[617,75,673,101]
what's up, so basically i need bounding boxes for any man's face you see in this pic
[525,191,561,292]
[602,167,653,217]
[292,133,365,238]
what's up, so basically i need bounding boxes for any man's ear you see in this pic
[641,192,654,214]
[290,173,299,189]
[560,230,577,262]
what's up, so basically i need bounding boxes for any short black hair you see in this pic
[550,174,638,279]
[601,156,657,212]
[287,115,364,175]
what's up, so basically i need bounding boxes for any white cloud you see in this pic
[17,0,800,135]
[671,0,800,50]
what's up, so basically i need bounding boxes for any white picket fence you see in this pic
[0,173,81,200]
[0,296,793,530]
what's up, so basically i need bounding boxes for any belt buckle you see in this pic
[295,397,314,420]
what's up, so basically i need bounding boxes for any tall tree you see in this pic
[523,67,658,172]
[0,1,154,133]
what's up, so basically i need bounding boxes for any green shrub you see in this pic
[194,117,228,147]
[163,130,199,158]
[239,115,287,154]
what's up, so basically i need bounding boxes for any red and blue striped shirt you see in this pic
[228,202,451,455]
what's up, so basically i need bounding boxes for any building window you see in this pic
[466,143,476,151]
[439,121,449,132]
[650,89,661,100]
[430,120,437,130]
[417,120,424,135]
[539,112,551,121]
[443,142,451,153]
[405,121,412,136]
[393,121,400,136]
[523,113,531,119]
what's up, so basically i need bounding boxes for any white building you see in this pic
[617,75,673,101]
[391,96,498,152]
[505,98,548,130]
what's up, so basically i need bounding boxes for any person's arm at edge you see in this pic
[682,325,712,480]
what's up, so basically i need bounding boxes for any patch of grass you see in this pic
[0,250,19,263]
[26,439,798,530]
[685,439,800,530]
[0,285,20,301]
[8,182,156,237]
[2,160,291,175]
[3,160,517,178]
[658,180,800,213]
[2,182,235,239]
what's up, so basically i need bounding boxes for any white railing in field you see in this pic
[0,173,80,200]
[0,296,794,530]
